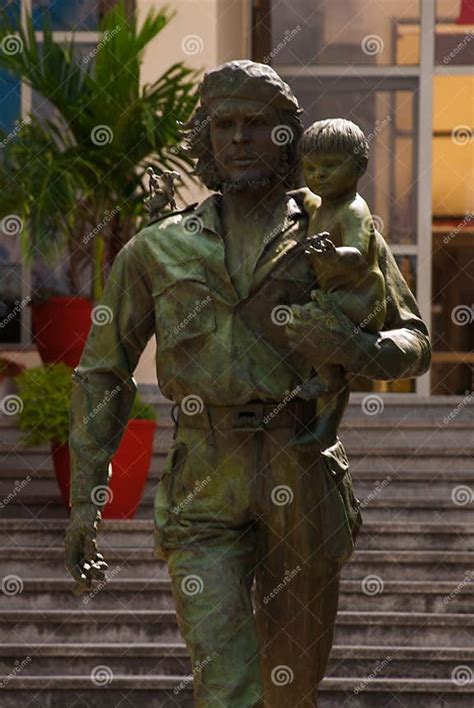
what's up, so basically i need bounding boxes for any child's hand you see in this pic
[304,231,337,257]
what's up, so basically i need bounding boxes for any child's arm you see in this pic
[339,195,373,256]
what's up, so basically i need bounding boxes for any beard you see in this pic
[218,156,289,194]
[220,173,275,193]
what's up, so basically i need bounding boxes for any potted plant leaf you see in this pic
[15,363,158,518]
[0,1,199,366]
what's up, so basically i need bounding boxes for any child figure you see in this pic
[295,118,387,448]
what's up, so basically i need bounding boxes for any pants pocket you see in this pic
[153,441,188,558]
[319,438,363,563]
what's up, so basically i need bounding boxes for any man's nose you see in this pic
[232,121,249,143]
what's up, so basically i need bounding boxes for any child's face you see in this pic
[302,151,358,200]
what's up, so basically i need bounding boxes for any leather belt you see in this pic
[171,398,317,433]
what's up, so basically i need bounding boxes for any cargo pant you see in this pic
[153,402,362,707]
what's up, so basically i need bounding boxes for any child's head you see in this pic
[299,118,369,199]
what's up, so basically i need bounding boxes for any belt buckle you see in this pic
[230,404,266,431]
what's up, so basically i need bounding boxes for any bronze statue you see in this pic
[291,118,387,449]
[65,60,431,706]
[144,166,181,219]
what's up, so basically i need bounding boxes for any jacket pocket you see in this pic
[319,438,363,563]
[152,259,216,351]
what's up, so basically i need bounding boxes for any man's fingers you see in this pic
[83,531,97,561]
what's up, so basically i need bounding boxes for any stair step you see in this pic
[1,519,472,552]
[0,643,473,680]
[1,578,472,614]
[1,547,471,580]
[2,473,473,504]
[1,609,473,646]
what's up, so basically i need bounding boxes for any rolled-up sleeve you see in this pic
[69,237,155,505]
[347,231,432,380]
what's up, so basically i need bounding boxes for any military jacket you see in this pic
[69,187,431,503]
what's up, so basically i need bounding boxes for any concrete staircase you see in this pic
[0,394,473,706]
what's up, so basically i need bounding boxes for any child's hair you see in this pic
[299,118,369,176]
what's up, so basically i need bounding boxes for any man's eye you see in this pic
[215,119,232,129]
[247,117,265,126]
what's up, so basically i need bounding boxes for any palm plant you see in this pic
[0,1,200,299]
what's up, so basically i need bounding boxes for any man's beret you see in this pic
[199,59,301,113]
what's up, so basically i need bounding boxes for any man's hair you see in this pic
[178,103,304,192]
[299,118,369,177]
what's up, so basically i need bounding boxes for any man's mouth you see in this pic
[229,156,256,164]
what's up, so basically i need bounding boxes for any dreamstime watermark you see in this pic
[0,655,32,688]
[443,570,473,605]
[353,656,392,693]
[353,296,392,334]
[91,305,114,326]
[451,125,472,146]
[82,206,121,245]
[361,34,384,56]
[180,394,204,416]
[0,394,23,416]
[1,34,23,55]
[359,476,392,509]
[81,25,122,65]
[181,35,204,55]
[263,385,301,425]
[83,565,121,605]
[443,213,473,244]
[271,665,294,686]
[362,213,384,234]
[82,385,121,426]
[361,394,384,416]
[361,574,384,596]
[451,485,473,507]
[173,655,213,695]
[262,25,302,63]
[271,125,294,146]
[1,574,24,595]
[443,30,474,65]
[364,116,392,146]
[0,477,31,510]
[90,485,113,506]
[91,125,114,146]
[1,214,23,236]
[172,476,212,515]
[181,574,204,596]
[271,484,294,506]
[0,296,31,330]
[171,295,211,338]
[263,565,302,605]
[90,664,114,687]
[183,214,204,235]
[0,116,31,148]
[451,304,473,326]
[271,304,293,326]
[443,390,472,425]
[451,665,473,687]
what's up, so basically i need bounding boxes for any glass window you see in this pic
[269,0,420,66]
[289,75,418,244]
[32,0,99,31]
[436,0,474,66]
[0,70,21,134]
[0,0,20,24]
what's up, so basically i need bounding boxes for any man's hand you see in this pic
[285,289,361,373]
[64,502,108,596]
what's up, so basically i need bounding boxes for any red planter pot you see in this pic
[32,296,93,368]
[51,419,157,519]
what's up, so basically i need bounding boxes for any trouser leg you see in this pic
[154,427,264,707]
[165,541,262,707]
[253,428,342,707]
